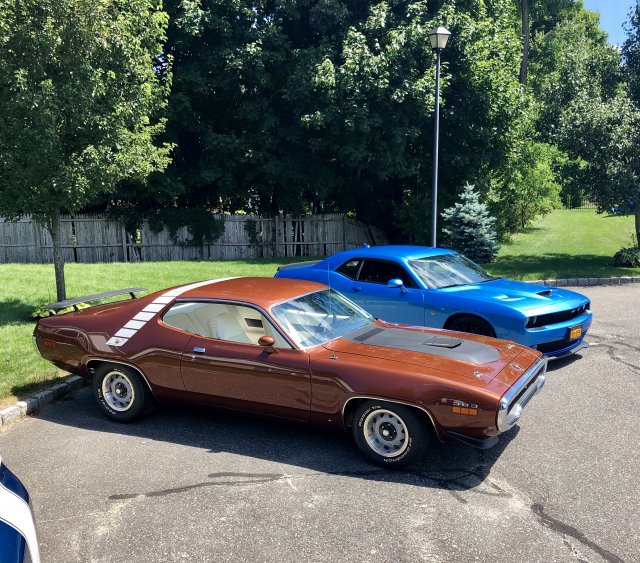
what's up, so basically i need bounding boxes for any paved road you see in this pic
[1,285,639,562]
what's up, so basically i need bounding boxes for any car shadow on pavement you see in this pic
[37,387,519,497]
[546,353,584,372]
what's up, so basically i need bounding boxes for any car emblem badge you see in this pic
[512,363,524,371]
[474,371,482,378]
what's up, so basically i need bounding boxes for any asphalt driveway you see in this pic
[1,285,639,562]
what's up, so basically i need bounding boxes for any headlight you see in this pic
[526,316,537,328]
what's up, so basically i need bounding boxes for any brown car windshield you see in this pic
[408,254,495,289]
[271,289,373,348]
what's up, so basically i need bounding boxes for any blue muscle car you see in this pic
[0,456,40,563]
[275,246,592,358]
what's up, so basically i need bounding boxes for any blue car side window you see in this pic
[357,260,418,289]
[336,259,363,280]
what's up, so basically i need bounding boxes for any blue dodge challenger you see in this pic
[275,245,592,358]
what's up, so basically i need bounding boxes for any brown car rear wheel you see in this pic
[92,363,151,422]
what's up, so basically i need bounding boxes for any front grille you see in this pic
[527,302,590,328]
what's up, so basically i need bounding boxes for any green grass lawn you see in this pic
[0,209,638,407]
[486,209,640,280]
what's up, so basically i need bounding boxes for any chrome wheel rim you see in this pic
[363,409,409,458]
[102,371,135,412]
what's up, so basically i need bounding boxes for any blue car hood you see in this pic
[440,279,587,313]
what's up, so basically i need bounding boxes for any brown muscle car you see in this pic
[34,277,547,468]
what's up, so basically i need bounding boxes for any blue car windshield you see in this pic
[271,289,373,348]
[409,254,494,289]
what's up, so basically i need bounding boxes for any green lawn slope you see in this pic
[486,209,639,280]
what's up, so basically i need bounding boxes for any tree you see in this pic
[559,90,640,245]
[488,142,563,233]
[516,0,580,85]
[0,0,172,300]
[441,184,498,263]
[624,1,640,106]
[148,0,530,239]
[519,0,531,85]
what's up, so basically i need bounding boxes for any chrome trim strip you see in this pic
[341,395,441,440]
[497,356,547,433]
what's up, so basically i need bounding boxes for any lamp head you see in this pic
[428,26,451,50]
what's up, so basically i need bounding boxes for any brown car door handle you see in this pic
[193,347,206,354]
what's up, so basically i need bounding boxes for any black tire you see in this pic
[92,363,151,422]
[446,315,495,337]
[352,401,429,468]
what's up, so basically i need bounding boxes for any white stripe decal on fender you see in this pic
[106,278,238,348]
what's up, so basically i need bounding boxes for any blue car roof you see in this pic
[321,245,455,265]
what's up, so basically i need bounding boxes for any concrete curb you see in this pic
[0,375,87,431]
[527,276,640,287]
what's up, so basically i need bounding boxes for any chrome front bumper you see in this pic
[497,356,548,433]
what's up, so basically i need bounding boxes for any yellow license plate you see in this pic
[569,326,582,340]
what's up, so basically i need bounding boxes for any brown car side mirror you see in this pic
[258,335,276,353]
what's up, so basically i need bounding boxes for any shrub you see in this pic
[612,246,640,267]
[441,184,498,263]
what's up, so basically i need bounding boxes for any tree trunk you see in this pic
[47,210,67,302]
[635,206,640,247]
[520,0,530,86]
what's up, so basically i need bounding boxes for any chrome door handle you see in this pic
[193,347,206,354]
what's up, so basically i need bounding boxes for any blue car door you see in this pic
[339,258,424,325]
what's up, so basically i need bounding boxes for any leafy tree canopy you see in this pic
[125,0,530,239]
[0,0,172,298]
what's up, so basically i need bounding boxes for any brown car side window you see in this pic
[357,259,418,288]
[162,302,291,348]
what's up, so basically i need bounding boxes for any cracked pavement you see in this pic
[1,285,638,562]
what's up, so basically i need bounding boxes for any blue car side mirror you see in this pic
[387,278,408,294]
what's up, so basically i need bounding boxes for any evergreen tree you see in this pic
[441,184,498,263]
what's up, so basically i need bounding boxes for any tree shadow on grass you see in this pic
[7,376,68,405]
[488,253,639,280]
[0,299,36,326]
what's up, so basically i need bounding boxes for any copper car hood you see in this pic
[323,323,527,384]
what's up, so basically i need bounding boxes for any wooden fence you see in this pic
[0,214,389,263]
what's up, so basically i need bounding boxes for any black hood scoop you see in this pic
[345,325,500,365]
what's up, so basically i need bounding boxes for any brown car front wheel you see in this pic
[352,401,429,468]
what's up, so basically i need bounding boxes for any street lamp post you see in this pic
[427,26,451,248]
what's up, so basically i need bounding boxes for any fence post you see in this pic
[120,224,128,262]
[274,215,280,257]
[33,220,43,263]
[342,215,347,251]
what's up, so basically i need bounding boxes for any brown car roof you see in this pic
[180,276,328,307]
